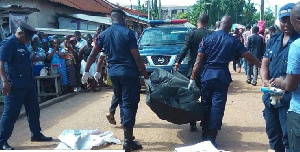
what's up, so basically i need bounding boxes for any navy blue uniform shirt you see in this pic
[263,31,300,107]
[97,23,139,77]
[264,32,300,78]
[198,30,247,85]
[0,35,34,89]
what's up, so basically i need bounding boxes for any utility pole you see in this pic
[158,0,161,19]
[147,0,150,20]
[260,0,264,20]
[275,5,278,19]
[130,0,132,9]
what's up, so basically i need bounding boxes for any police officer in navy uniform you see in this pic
[188,16,261,147]
[82,8,150,151]
[260,3,300,151]
[0,22,52,150]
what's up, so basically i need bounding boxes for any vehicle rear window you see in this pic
[139,27,188,46]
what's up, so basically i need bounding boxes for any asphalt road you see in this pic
[2,69,271,151]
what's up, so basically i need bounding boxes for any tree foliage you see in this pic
[177,0,260,28]
[137,0,159,19]
[137,0,147,13]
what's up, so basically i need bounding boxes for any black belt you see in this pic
[204,63,228,69]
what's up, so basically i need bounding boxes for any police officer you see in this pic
[174,14,212,132]
[188,16,261,147]
[82,8,150,151]
[260,3,300,151]
[0,22,52,150]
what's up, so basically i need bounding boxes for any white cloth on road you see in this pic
[174,141,229,152]
[55,130,121,150]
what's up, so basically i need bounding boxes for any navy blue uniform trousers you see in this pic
[263,105,289,152]
[0,86,41,144]
[200,79,229,130]
[110,76,140,130]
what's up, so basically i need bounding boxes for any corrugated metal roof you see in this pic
[49,0,112,14]
[48,0,147,17]
[0,5,40,14]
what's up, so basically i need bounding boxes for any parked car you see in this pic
[138,19,195,83]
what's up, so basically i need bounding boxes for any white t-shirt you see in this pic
[76,39,88,49]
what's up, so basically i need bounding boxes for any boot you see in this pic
[201,127,209,140]
[123,129,142,152]
[206,129,218,148]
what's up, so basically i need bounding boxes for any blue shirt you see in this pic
[97,23,139,77]
[286,38,300,114]
[198,30,246,85]
[263,32,300,107]
[0,35,34,89]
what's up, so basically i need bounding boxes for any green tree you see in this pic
[151,0,159,19]
[254,8,275,27]
[242,0,257,25]
[137,0,147,13]
[177,0,257,28]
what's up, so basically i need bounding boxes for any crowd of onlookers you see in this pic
[27,27,108,95]
[229,23,280,85]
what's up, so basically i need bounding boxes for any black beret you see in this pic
[111,8,126,16]
[19,21,37,37]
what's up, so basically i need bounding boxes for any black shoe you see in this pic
[205,129,218,148]
[123,140,143,152]
[123,130,142,152]
[31,133,53,142]
[246,80,251,84]
[190,125,198,132]
[201,127,209,140]
[252,82,257,86]
[1,143,14,150]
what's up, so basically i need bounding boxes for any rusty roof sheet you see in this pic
[49,0,147,17]
[49,0,112,14]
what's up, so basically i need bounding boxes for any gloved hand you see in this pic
[144,79,152,89]
[188,80,196,89]
[94,72,102,82]
[174,63,180,71]
[81,72,92,84]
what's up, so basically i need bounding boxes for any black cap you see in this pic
[19,21,37,39]
[110,8,126,16]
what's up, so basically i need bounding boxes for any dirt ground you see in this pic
[5,66,272,151]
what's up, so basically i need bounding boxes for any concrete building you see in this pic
[0,0,148,39]
[161,5,189,20]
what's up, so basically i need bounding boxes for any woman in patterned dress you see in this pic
[63,38,78,93]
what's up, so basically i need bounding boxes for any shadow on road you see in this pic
[172,123,267,151]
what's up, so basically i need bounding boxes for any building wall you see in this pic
[161,6,189,20]
[58,17,99,31]
[0,0,79,28]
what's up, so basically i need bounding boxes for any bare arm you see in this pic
[78,46,86,61]
[55,51,65,58]
[279,74,300,91]
[47,51,54,60]
[241,51,261,68]
[130,48,149,79]
[190,53,205,80]
[0,61,10,95]
[260,58,270,86]
[96,55,105,72]
[85,46,101,72]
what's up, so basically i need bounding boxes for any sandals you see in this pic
[106,114,117,125]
